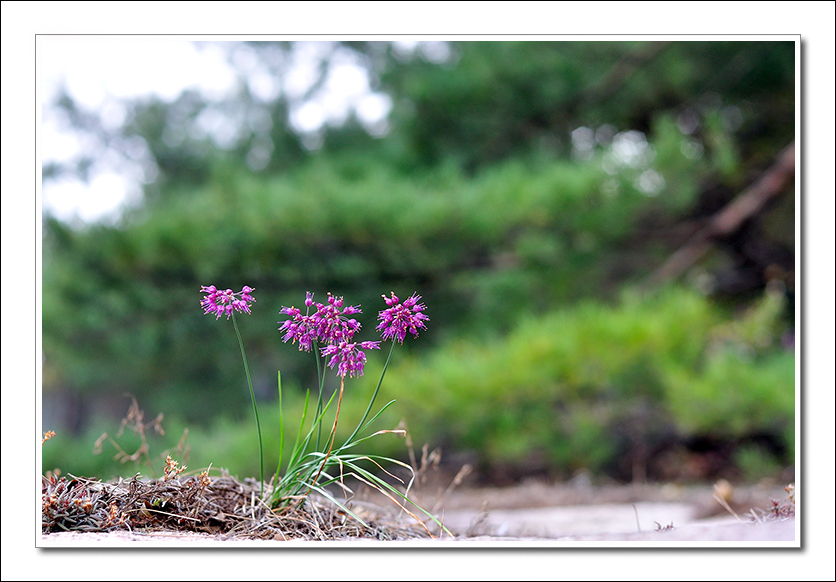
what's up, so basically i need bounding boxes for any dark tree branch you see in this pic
[645,142,795,288]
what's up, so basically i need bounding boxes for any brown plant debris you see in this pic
[42,470,434,541]
[757,483,795,522]
[712,481,795,525]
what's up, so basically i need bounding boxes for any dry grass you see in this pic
[43,401,458,542]
[41,469,438,541]
[712,481,795,525]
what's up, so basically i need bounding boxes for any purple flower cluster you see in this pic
[321,341,382,378]
[200,285,255,320]
[279,291,428,378]
[279,292,380,377]
[376,292,429,344]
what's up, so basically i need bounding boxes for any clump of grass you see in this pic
[42,286,462,539]
[42,372,452,540]
[44,430,434,540]
[41,461,431,540]
[198,286,448,537]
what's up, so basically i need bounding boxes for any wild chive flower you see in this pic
[280,292,379,376]
[280,292,362,351]
[200,285,256,320]
[321,340,381,378]
[278,306,317,351]
[376,292,429,343]
[310,293,362,346]
[265,288,446,535]
[199,284,444,535]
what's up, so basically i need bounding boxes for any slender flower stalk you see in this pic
[200,285,264,499]
[342,339,397,448]
[231,310,264,500]
[307,376,345,494]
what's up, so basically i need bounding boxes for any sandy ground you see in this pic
[438,506,796,542]
[37,517,797,546]
[39,480,797,546]
[427,478,797,542]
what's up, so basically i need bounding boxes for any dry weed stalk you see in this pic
[92,395,189,478]
[383,422,471,537]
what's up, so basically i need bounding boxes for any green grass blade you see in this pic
[342,341,397,447]
[276,370,283,485]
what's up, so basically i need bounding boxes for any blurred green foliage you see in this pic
[42,40,795,484]
[347,286,793,481]
[43,286,793,484]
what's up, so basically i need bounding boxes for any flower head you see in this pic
[279,292,363,352]
[376,292,429,343]
[200,285,256,320]
[279,292,386,376]
[321,340,381,378]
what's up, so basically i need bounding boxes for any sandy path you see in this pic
[39,481,796,545]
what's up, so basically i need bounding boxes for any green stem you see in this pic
[313,340,325,450]
[275,370,283,485]
[343,340,397,447]
[307,376,345,494]
[231,311,264,500]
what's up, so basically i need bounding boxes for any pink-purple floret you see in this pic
[278,291,428,377]
[200,285,255,320]
[376,292,429,344]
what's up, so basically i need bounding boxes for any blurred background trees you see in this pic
[41,40,795,485]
